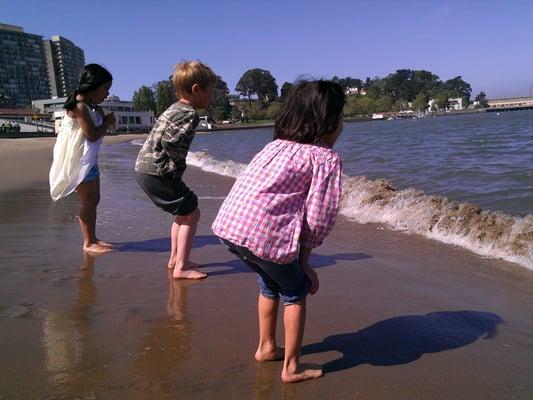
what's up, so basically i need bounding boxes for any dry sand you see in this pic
[0,134,146,194]
[1,136,533,399]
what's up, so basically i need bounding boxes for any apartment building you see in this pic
[0,23,50,107]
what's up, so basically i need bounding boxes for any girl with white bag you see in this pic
[49,64,116,254]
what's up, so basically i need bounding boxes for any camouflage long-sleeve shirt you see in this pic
[135,102,199,176]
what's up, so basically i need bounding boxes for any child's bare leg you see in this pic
[168,220,180,269]
[77,180,111,254]
[168,220,202,269]
[172,208,206,279]
[256,294,284,361]
[93,178,112,248]
[281,299,323,383]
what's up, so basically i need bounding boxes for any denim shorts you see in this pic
[83,164,100,183]
[221,239,310,305]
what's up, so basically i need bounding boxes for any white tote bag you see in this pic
[49,114,102,201]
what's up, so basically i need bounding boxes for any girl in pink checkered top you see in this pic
[212,80,345,383]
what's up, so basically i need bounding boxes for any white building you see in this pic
[447,97,463,111]
[427,97,464,111]
[487,97,533,109]
[32,95,155,132]
[345,87,367,96]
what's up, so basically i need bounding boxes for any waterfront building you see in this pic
[487,97,533,110]
[32,95,155,132]
[428,97,464,111]
[44,35,85,98]
[0,23,50,107]
[447,98,463,111]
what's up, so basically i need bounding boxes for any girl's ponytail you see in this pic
[63,89,79,110]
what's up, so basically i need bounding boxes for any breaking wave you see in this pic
[340,176,532,269]
[187,151,246,178]
[132,142,533,269]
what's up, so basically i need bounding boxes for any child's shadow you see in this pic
[302,310,503,374]
[205,251,372,276]
[116,235,220,252]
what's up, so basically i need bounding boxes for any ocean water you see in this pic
[131,110,533,269]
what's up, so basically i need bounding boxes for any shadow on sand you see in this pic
[116,235,220,252]
[302,310,503,373]
[203,251,372,276]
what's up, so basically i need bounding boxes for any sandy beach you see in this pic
[1,136,533,399]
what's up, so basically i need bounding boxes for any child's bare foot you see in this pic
[172,268,207,280]
[96,239,113,248]
[255,346,284,362]
[281,364,323,383]
[84,243,114,254]
[168,261,203,270]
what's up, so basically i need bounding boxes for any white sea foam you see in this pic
[340,175,533,269]
[186,151,247,178]
[133,146,533,270]
[130,139,144,146]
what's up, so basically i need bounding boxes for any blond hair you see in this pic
[172,60,217,96]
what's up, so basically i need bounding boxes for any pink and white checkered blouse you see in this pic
[212,139,343,264]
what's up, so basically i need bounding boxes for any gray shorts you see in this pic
[135,171,198,216]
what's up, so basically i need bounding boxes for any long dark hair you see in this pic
[274,80,345,144]
[64,64,113,110]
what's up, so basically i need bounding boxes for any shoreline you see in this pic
[4,107,524,138]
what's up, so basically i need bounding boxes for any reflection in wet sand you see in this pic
[41,253,107,397]
[253,362,277,399]
[253,362,301,400]
[131,274,194,391]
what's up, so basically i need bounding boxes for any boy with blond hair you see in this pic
[135,60,217,279]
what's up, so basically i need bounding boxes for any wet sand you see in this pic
[1,138,533,399]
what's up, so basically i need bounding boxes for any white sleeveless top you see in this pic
[49,103,104,201]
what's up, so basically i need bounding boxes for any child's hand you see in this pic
[303,266,319,295]
[104,112,116,127]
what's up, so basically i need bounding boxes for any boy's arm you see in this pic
[300,155,343,249]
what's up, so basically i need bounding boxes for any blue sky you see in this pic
[2,0,532,100]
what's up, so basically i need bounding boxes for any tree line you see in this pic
[132,68,488,122]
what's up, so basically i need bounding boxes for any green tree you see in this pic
[383,69,416,102]
[374,97,393,112]
[132,85,156,114]
[332,76,363,91]
[265,101,283,120]
[474,91,488,108]
[434,92,449,111]
[413,70,441,96]
[241,101,267,121]
[345,96,376,116]
[443,76,472,105]
[363,77,373,90]
[207,75,232,121]
[236,68,278,102]
[365,79,384,99]
[413,93,429,112]
[280,82,293,101]
[153,79,176,117]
